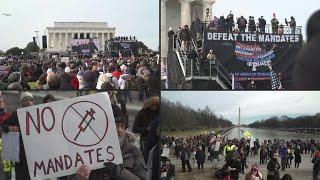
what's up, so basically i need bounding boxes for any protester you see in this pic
[267,153,280,180]
[181,143,192,172]
[258,16,267,33]
[0,95,11,180]
[293,9,320,89]
[294,146,301,168]
[245,164,263,180]
[1,92,34,180]
[74,104,147,180]
[132,96,159,163]
[195,146,205,172]
[271,13,279,34]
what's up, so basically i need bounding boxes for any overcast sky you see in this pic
[162,91,320,125]
[212,0,319,41]
[0,0,158,51]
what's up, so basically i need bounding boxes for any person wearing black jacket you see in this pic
[258,16,267,33]
[267,153,280,180]
[195,146,205,172]
[225,151,241,180]
[293,9,320,90]
[132,97,159,163]
[1,92,34,180]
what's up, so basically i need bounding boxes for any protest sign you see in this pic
[17,92,123,180]
[60,57,70,64]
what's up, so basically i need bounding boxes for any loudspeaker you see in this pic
[42,35,47,49]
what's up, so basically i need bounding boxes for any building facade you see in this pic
[47,22,116,52]
[161,0,216,61]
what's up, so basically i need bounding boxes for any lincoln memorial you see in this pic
[47,22,116,52]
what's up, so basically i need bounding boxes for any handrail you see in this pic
[203,20,302,34]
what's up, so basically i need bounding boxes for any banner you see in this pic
[204,31,303,82]
[72,39,100,55]
[17,93,123,180]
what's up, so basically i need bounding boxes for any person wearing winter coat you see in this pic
[1,92,34,180]
[195,146,205,172]
[294,147,301,168]
[267,153,280,180]
[180,143,192,172]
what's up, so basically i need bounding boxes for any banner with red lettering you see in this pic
[17,92,123,180]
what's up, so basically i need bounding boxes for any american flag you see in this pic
[270,70,282,90]
[232,74,244,90]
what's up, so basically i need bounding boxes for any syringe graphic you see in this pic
[74,108,96,141]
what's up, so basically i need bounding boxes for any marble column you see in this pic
[47,33,51,50]
[202,0,215,22]
[64,33,68,51]
[161,0,168,61]
[180,0,194,27]
[58,33,62,51]
[51,33,55,50]
[102,33,105,50]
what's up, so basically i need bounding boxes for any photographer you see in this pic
[271,13,279,34]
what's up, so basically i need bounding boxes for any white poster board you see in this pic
[61,57,70,64]
[17,92,123,180]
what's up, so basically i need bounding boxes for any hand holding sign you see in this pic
[17,92,123,180]
[76,165,91,180]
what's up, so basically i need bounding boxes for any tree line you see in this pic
[161,98,233,131]
[2,42,40,57]
[249,113,320,128]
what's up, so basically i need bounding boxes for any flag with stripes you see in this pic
[270,70,282,89]
[232,74,244,90]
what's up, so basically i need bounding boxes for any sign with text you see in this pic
[17,92,123,180]
[203,30,303,82]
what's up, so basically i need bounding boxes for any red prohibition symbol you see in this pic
[61,101,109,147]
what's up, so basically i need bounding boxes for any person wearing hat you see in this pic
[1,92,34,180]
[245,164,263,180]
[82,70,97,90]
[74,104,147,180]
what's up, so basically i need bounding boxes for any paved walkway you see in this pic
[170,149,314,179]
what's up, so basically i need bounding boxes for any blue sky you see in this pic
[212,0,320,41]
[162,91,320,125]
[0,0,159,51]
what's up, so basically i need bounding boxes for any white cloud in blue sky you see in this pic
[162,91,320,125]
[0,0,158,51]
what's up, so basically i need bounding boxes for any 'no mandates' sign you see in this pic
[17,92,123,180]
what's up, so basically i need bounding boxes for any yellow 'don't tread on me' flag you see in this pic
[243,131,252,139]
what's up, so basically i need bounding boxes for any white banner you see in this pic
[17,92,123,180]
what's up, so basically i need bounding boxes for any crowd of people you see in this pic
[160,133,320,180]
[0,54,159,91]
[0,91,159,180]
